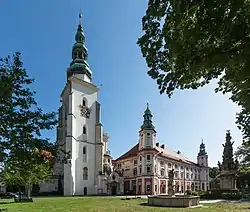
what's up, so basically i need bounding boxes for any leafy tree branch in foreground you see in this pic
[138,0,250,145]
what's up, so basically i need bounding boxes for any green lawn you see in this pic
[0,197,250,212]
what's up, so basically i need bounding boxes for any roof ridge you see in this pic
[114,143,139,161]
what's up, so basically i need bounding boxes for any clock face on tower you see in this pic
[79,104,91,119]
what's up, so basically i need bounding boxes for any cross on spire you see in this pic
[79,9,83,25]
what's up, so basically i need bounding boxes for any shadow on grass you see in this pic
[0,202,14,205]
[140,203,148,206]
[139,203,169,208]
[139,202,204,209]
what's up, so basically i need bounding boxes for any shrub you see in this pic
[33,191,60,197]
[191,191,198,196]
[200,190,242,200]
[14,197,33,203]
[221,192,242,200]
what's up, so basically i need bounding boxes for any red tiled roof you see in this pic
[114,143,139,162]
[113,143,200,167]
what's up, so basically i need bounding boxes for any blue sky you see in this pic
[0,0,242,167]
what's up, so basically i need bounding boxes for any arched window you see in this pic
[83,167,88,180]
[83,146,87,163]
[83,126,86,134]
[82,97,88,107]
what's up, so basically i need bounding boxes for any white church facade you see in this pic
[39,13,209,196]
[39,13,124,196]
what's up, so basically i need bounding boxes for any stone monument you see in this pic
[218,130,239,191]
[168,169,175,196]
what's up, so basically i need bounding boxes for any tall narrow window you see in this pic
[83,146,87,163]
[83,167,88,180]
[82,98,87,107]
[161,169,165,177]
[133,168,137,176]
[147,166,151,173]
[147,155,150,161]
[83,126,86,134]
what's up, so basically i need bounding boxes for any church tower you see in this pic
[139,103,156,150]
[197,140,208,167]
[59,12,104,196]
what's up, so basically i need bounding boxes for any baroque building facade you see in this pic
[112,103,210,195]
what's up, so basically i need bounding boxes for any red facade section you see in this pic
[202,183,205,191]
[124,181,130,194]
[160,180,166,194]
[144,178,152,195]
[138,179,142,194]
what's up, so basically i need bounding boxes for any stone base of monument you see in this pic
[148,195,200,208]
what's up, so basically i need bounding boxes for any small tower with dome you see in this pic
[197,140,208,167]
[139,103,156,150]
[197,140,209,191]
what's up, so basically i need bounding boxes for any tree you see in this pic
[137,1,250,144]
[209,167,219,180]
[2,151,53,199]
[0,53,68,196]
[235,141,250,175]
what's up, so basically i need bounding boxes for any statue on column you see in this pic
[168,169,175,196]
[218,130,238,190]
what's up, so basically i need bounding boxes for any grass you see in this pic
[0,197,250,212]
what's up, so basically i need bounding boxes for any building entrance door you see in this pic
[111,182,117,195]
[84,187,87,195]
